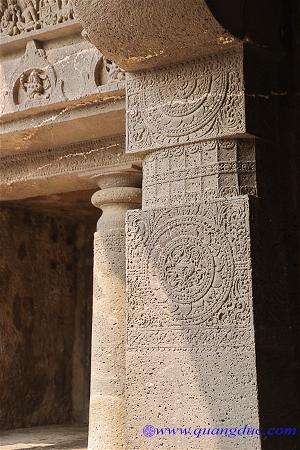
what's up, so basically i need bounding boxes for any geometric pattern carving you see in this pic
[127,48,245,152]
[126,197,253,349]
[143,139,257,209]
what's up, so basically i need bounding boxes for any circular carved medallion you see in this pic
[146,215,234,323]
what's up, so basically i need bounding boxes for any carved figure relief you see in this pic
[57,0,73,22]
[0,0,75,37]
[39,0,57,26]
[19,68,50,99]
[18,0,39,32]
[104,58,125,83]
[72,49,125,98]
[10,40,64,108]
[0,0,21,36]
[127,49,245,152]
[126,198,253,349]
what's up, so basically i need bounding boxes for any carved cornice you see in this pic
[0,135,143,200]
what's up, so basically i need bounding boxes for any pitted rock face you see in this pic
[73,0,284,71]
[73,0,237,71]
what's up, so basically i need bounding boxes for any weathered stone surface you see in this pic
[73,0,237,71]
[0,206,94,430]
[126,197,260,449]
[89,172,142,450]
[89,229,127,449]
[0,135,143,201]
[73,0,285,71]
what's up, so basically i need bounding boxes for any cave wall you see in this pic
[0,206,94,430]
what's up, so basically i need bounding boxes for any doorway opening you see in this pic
[0,190,97,448]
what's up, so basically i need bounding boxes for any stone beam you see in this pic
[73,0,284,71]
[0,136,143,201]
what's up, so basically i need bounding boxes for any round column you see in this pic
[88,171,142,450]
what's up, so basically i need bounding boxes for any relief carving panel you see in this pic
[0,0,74,37]
[127,48,245,153]
[1,39,125,116]
[7,40,65,110]
[126,196,260,447]
[126,197,254,350]
[142,139,257,209]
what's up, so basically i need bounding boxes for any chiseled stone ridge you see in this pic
[142,138,257,210]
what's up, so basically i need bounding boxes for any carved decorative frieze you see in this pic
[1,39,125,118]
[126,197,254,350]
[142,139,257,209]
[0,135,144,201]
[0,0,74,37]
[0,135,142,188]
[127,48,245,153]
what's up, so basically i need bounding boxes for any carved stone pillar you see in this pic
[124,46,298,449]
[89,168,142,450]
[74,2,298,449]
[126,139,262,449]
